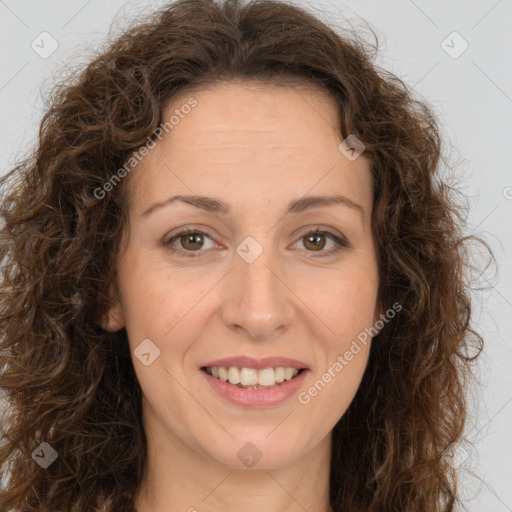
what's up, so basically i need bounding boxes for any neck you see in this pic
[133,411,333,512]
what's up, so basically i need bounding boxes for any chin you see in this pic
[198,429,311,470]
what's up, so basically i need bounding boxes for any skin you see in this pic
[101,80,381,512]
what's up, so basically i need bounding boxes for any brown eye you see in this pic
[303,232,327,251]
[179,232,205,251]
[293,229,349,257]
[165,229,216,257]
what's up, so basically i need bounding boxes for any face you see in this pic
[102,80,381,470]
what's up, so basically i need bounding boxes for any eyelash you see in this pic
[164,227,349,259]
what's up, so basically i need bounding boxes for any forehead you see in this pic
[124,81,372,215]
[166,80,341,146]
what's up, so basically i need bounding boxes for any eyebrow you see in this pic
[140,193,364,218]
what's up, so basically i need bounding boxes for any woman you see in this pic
[0,0,485,510]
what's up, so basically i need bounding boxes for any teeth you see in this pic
[206,366,302,389]
[227,367,240,384]
[275,367,285,383]
[257,368,275,386]
[218,367,228,382]
[240,367,258,386]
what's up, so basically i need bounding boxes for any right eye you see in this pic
[164,229,217,258]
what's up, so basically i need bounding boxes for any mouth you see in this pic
[201,366,307,390]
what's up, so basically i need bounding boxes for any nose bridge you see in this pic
[221,236,295,339]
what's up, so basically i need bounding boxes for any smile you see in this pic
[202,366,304,389]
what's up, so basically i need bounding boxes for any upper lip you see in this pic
[202,356,310,370]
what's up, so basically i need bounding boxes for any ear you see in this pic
[99,282,126,332]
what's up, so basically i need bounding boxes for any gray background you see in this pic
[0,0,511,510]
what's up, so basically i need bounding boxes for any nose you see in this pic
[220,244,296,341]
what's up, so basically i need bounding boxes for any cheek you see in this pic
[118,255,212,349]
[300,259,379,349]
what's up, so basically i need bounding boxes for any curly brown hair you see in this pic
[0,0,486,510]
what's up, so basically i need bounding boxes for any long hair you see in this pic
[0,0,486,510]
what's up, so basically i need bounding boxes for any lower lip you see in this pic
[201,369,309,408]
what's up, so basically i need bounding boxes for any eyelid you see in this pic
[291,227,349,255]
[164,225,349,258]
[163,227,218,258]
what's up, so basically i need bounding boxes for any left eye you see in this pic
[164,228,348,258]
[294,230,347,253]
